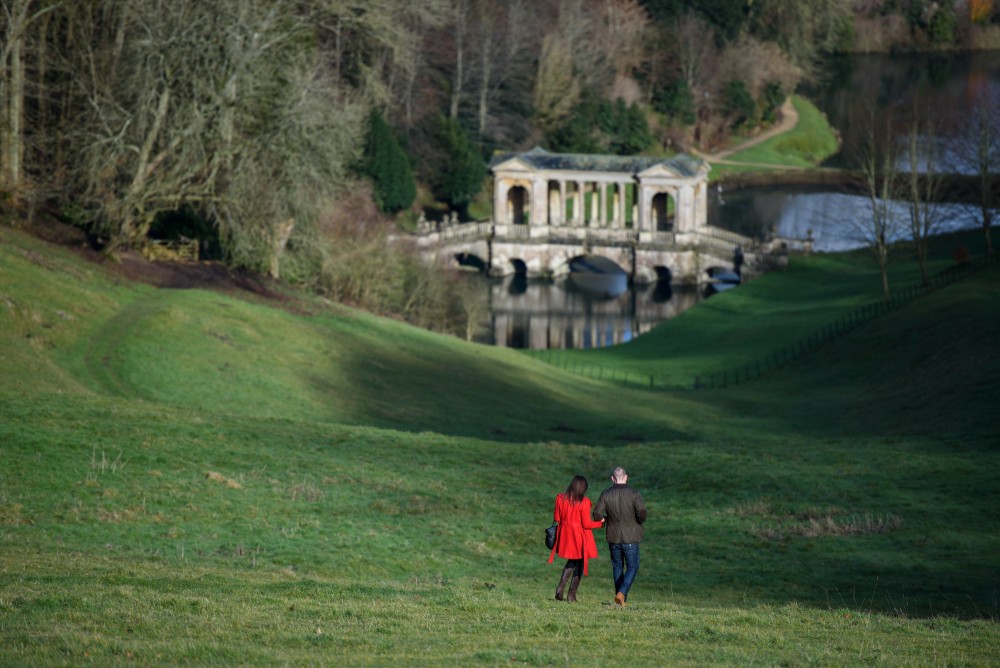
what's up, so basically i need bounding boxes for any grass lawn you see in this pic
[1,222,998,665]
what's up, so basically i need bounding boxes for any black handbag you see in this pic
[545,522,558,549]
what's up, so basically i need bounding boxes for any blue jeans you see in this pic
[608,542,640,600]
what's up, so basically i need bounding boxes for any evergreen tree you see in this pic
[362,110,416,215]
[547,97,652,155]
[653,79,697,125]
[607,100,654,155]
[431,116,486,218]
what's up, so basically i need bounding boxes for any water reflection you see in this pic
[803,51,1000,170]
[478,275,703,350]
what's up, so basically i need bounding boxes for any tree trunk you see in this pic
[123,86,171,245]
[269,218,295,279]
[449,0,467,120]
[2,6,27,195]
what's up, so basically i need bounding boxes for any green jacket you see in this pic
[592,484,647,544]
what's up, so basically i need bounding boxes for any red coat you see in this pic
[547,493,602,575]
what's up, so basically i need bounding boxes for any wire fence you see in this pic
[536,253,997,391]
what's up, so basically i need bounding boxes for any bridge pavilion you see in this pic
[490,147,711,234]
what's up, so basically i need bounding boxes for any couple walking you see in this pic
[547,467,647,606]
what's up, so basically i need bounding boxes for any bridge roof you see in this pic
[490,147,706,177]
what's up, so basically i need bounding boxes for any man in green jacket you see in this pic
[592,466,647,607]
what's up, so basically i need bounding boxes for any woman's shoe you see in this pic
[567,576,581,602]
[554,567,573,600]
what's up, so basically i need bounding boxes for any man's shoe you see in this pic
[614,592,626,607]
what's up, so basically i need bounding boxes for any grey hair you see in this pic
[611,467,627,482]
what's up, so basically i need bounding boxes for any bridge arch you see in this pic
[454,252,488,272]
[654,265,672,282]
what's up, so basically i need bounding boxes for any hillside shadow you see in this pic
[655,543,999,620]
[319,341,693,446]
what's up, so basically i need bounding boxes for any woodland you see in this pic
[2,0,999,323]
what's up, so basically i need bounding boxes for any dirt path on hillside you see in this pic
[690,97,801,169]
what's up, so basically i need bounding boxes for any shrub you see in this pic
[721,80,756,129]
[928,5,957,44]
[760,82,785,124]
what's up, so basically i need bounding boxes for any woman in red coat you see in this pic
[548,475,604,602]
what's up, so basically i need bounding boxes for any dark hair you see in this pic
[564,475,588,503]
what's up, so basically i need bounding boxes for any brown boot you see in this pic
[554,566,574,601]
[566,575,581,602]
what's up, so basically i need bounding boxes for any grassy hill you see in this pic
[1,221,998,665]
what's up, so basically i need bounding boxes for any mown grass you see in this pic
[1,222,999,665]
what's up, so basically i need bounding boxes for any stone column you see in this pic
[677,185,692,233]
[494,178,507,224]
[635,183,648,233]
[696,182,707,229]
[619,182,628,229]
[532,177,546,228]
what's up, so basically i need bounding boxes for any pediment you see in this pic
[637,163,684,179]
[491,157,536,173]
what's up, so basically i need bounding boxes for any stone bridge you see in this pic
[417,221,802,285]
[414,148,809,284]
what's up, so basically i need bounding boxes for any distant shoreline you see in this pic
[718,168,1000,206]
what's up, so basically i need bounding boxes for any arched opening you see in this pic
[705,265,740,287]
[510,258,528,276]
[507,186,529,225]
[454,252,487,272]
[566,255,627,298]
[654,265,672,283]
[652,193,675,232]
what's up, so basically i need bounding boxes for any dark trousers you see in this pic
[608,542,640,600]
[563,559,583,577]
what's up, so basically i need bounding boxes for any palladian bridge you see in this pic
[417,148,805,285]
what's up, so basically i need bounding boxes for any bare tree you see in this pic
[0,0,61,196]
[448,0,470,120]
[857,107,904,301]
[748,0,852,77]
[594,0,650,78]
[953,83,1000,256]
[533,31,581,134]
[50,0,366,277]
[671,13,716,92]
[903,103,946,286]
[472,0,530,136]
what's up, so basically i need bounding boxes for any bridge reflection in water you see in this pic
[478,274,704,350]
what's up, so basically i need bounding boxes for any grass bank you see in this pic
[709,96,841,179]
[1,223,998,665]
